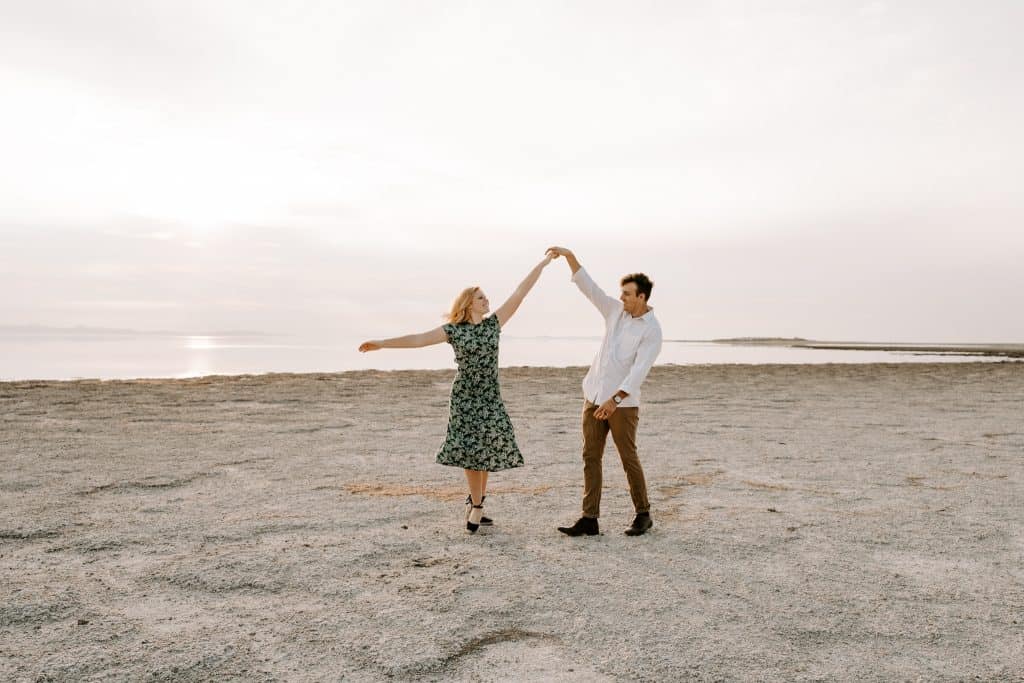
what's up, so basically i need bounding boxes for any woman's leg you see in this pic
[463,470,494,527]
[464,469,485,505]
[464,469,487,531]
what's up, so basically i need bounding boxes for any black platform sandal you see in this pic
[465,495,493,526]
[467,503,485,533]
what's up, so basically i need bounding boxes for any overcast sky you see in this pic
[2,1,1022,342]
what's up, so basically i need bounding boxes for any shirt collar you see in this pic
[627,306,654,321]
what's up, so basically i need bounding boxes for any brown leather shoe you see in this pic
[557,517,599,536]
[624,512,652,536]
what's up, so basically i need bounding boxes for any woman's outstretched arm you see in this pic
[358,326,447,352]
[493,254,554,328]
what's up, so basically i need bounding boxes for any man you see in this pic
[546,246,663,537]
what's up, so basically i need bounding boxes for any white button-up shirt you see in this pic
[572,267,663,408]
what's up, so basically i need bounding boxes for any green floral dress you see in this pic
[436,315,524,471]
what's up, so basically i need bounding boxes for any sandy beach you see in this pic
[2,363,1022,681]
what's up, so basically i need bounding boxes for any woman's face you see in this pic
[471,289,490,316]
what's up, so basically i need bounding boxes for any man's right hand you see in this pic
[546,246,581,274]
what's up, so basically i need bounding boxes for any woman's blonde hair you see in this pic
[447,286,480,324]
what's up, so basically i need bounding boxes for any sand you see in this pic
[2,363,1023,681]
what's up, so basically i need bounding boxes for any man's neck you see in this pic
[630,305,650,318]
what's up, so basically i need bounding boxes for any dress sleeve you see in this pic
[442,323,455,344]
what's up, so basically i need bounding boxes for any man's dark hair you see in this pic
[621,273,653,302]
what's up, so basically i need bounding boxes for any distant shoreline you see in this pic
[5,326,1021,359]
[3,360,1021,386]
[706,337,1024,359]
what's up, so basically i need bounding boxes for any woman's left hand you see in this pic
[358,341,382,352]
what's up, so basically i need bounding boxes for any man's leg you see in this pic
[608,407,650,515]
[581,400,610,518]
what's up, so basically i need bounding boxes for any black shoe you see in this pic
[557,517,599,536]
[467,504,485,534]
[465,495,493,526]
[624,512,652,536]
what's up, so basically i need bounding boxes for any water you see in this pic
[0,333,1012,381]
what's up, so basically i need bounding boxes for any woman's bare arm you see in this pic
[358,326,447,352]
[493,254,554,328]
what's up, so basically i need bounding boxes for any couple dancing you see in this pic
[358,247,663,536]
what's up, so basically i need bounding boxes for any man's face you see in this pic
[620,282,645,316]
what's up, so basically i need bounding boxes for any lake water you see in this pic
[0,333,1012,381]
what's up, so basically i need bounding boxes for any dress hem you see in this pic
[435,460,524,472]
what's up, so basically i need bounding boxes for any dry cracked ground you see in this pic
[2,363,1023,681]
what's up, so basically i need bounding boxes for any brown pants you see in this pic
[581,400,650,518]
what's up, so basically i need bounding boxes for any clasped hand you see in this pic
[593,398,618,420]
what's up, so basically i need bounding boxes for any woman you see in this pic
[358,253,553,533]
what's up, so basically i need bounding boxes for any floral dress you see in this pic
[436,315,524,471]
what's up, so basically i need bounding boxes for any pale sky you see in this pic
[2,1,1022,342]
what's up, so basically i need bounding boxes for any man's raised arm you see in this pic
[546,246,620,317]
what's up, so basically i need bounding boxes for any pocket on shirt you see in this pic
[615,330,643,362]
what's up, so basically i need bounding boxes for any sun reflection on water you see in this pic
[179,336,215,377]
[184,335,218,350]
